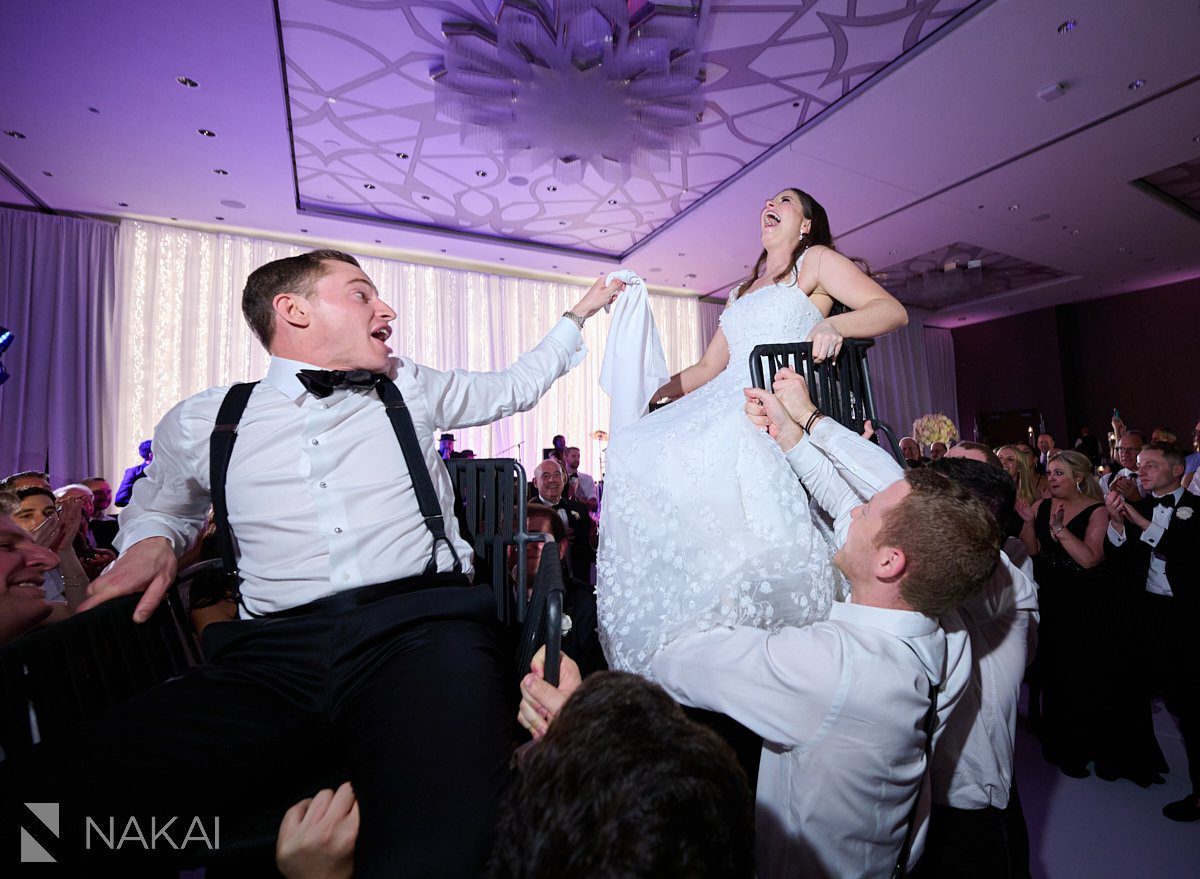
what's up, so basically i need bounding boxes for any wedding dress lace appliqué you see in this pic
[597,262,840,674]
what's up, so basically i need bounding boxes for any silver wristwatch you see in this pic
[562,310,585,330]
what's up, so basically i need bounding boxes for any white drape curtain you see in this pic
[697,299,723,350]
[870,309,960,447]
[106,219,700,484]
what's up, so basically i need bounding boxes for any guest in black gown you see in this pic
[1016,449,1108,777]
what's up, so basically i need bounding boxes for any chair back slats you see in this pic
[0,587,197,759]
[749,340,906,467]
[514,545,566,685]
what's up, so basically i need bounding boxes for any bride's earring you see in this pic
[1075,481,1083,494]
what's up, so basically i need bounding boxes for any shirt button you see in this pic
[334,527,343,534]
[311,439,319,446]
[319,481,327,489]
[321,404,329,410]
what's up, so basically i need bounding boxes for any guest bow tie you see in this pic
[296,369,380,399]
[1154,494,1177,509]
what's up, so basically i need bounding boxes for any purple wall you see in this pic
[952,309,1069,446]
[954,276,1200,450]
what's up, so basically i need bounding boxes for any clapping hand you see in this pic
[1050,505,1065,540]
[1111,475,1142,502]
[1105,490,1127,524]
[1015,499,1037,523]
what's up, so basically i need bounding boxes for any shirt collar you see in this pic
[831,598,939,637]
[1150,486,1186,502]
[263,356,328,406]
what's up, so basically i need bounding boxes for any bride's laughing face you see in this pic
[760,190,811,248]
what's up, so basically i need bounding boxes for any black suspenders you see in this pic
[208,377,462,614]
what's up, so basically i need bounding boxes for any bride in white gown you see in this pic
[597,187,908,673]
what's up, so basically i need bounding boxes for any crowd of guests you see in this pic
[1,410,1196,876]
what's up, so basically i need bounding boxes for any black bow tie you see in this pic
[296,369,380,399]
[1155,494,1177,509]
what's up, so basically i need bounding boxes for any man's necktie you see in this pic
[296,369,379,399]
[1155,494,1177,509]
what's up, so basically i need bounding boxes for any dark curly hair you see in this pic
[489,671,755,878]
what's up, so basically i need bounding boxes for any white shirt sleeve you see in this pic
[113,392,220,556]
[651,625,844,748]
[783,416,904,537]
[416,318,584,429]
[1106,522,1128,546]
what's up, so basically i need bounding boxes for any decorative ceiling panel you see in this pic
[1136,155,1200,221]
[877,242,1068,309]
[278,0,979,255]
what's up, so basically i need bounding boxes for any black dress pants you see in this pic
[1144,593,1200,795]
[5,582,512,877]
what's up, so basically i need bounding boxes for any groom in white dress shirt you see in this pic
[8,250,622,875]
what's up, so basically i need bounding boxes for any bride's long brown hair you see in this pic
[734,188,836,298]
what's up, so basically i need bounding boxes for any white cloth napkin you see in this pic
[600,269,670,437]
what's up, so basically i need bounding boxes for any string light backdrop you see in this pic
[107,219,700,487]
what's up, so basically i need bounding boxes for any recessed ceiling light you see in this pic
[888,250,897,255]
[607,199,617,205]
[552,264,558,269]
[326,97,337,104]
[88,107,100,114]
[363,183,376,190]
[213,168,228,175]
[1056,19,1077,35]
[1128,79,1145,90]
[599,229,607,233]
[1008,204,1020,211]
[374,239,381,243]
[546,185,557,192]
[792,101,800,108]
[475,170,488,177]
[558,221,567,225]
[215,216,225,221]
[4,130,26,139]
[1192,135,1200,143]
[1070,228,1080,235]
[421,195,430,200]
[1117,247,1128,253]
[440,248,447,253]
[198,129,216,137]
[42,170,52,177]
[116,201,128,207]
[170,217,178,221]
[499,257,505,261]
[677,252,685,257]
[976,204,984,209]
[176,76,199,88]
[300,228,308,233]
[220,199,245,209]
[686,273,697,279]
[395,151,409,159]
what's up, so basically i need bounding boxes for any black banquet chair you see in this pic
[749,339,906,467]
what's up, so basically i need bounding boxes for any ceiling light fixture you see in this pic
[4,130,26,139]
[326,97,337,104]
[1128,79,1145,90]
[395,151,409,159]
[475,170,488,177]
[300,228,308,233]
[176,76,199,88]
[213,168,228,175]
[546,185,557,192]
[116,202,128,207]
[432,0,703,185]
[599,228,607,233]
[607,199,617,205]
[198,129,216,137]
[220,199,245,209]
[42,171,52,177]
[1056,20,1076,35]
[1008,204,1020,211]
[363,183,376,189]
[215,216,225,221]
[88,107,100,114]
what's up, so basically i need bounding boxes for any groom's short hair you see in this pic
[488,672,754,878]
[876,469,1001,616]
[243,249,361,348]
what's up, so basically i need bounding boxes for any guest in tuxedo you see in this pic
[1105,443,1200,821]
[532,459,595,583]
[5,249,624,874]
[900,435,924,468]
[1098,429,1146,498]
[83,476,119,550]
[1035,433,1055,474]
[563,446,598,512]
[1015,450,1107,777]
[114,438,152,506]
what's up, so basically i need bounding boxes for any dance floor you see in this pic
[1016,692,1200,878]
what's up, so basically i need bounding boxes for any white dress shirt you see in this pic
[1098,467,1143,497]
[116,319,584,616]
[932,544,1039,810]
[1106,486,1185,597]
[653,416,958,878]
[570,470,597,503]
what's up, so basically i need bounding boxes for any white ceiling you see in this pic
[0,0,1197,326]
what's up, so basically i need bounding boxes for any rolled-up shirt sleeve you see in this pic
[1106,523,1128,546]
[419,318,585,429]
[113,395,215,556]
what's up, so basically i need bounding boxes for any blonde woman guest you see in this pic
[1014,450,1107,778]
